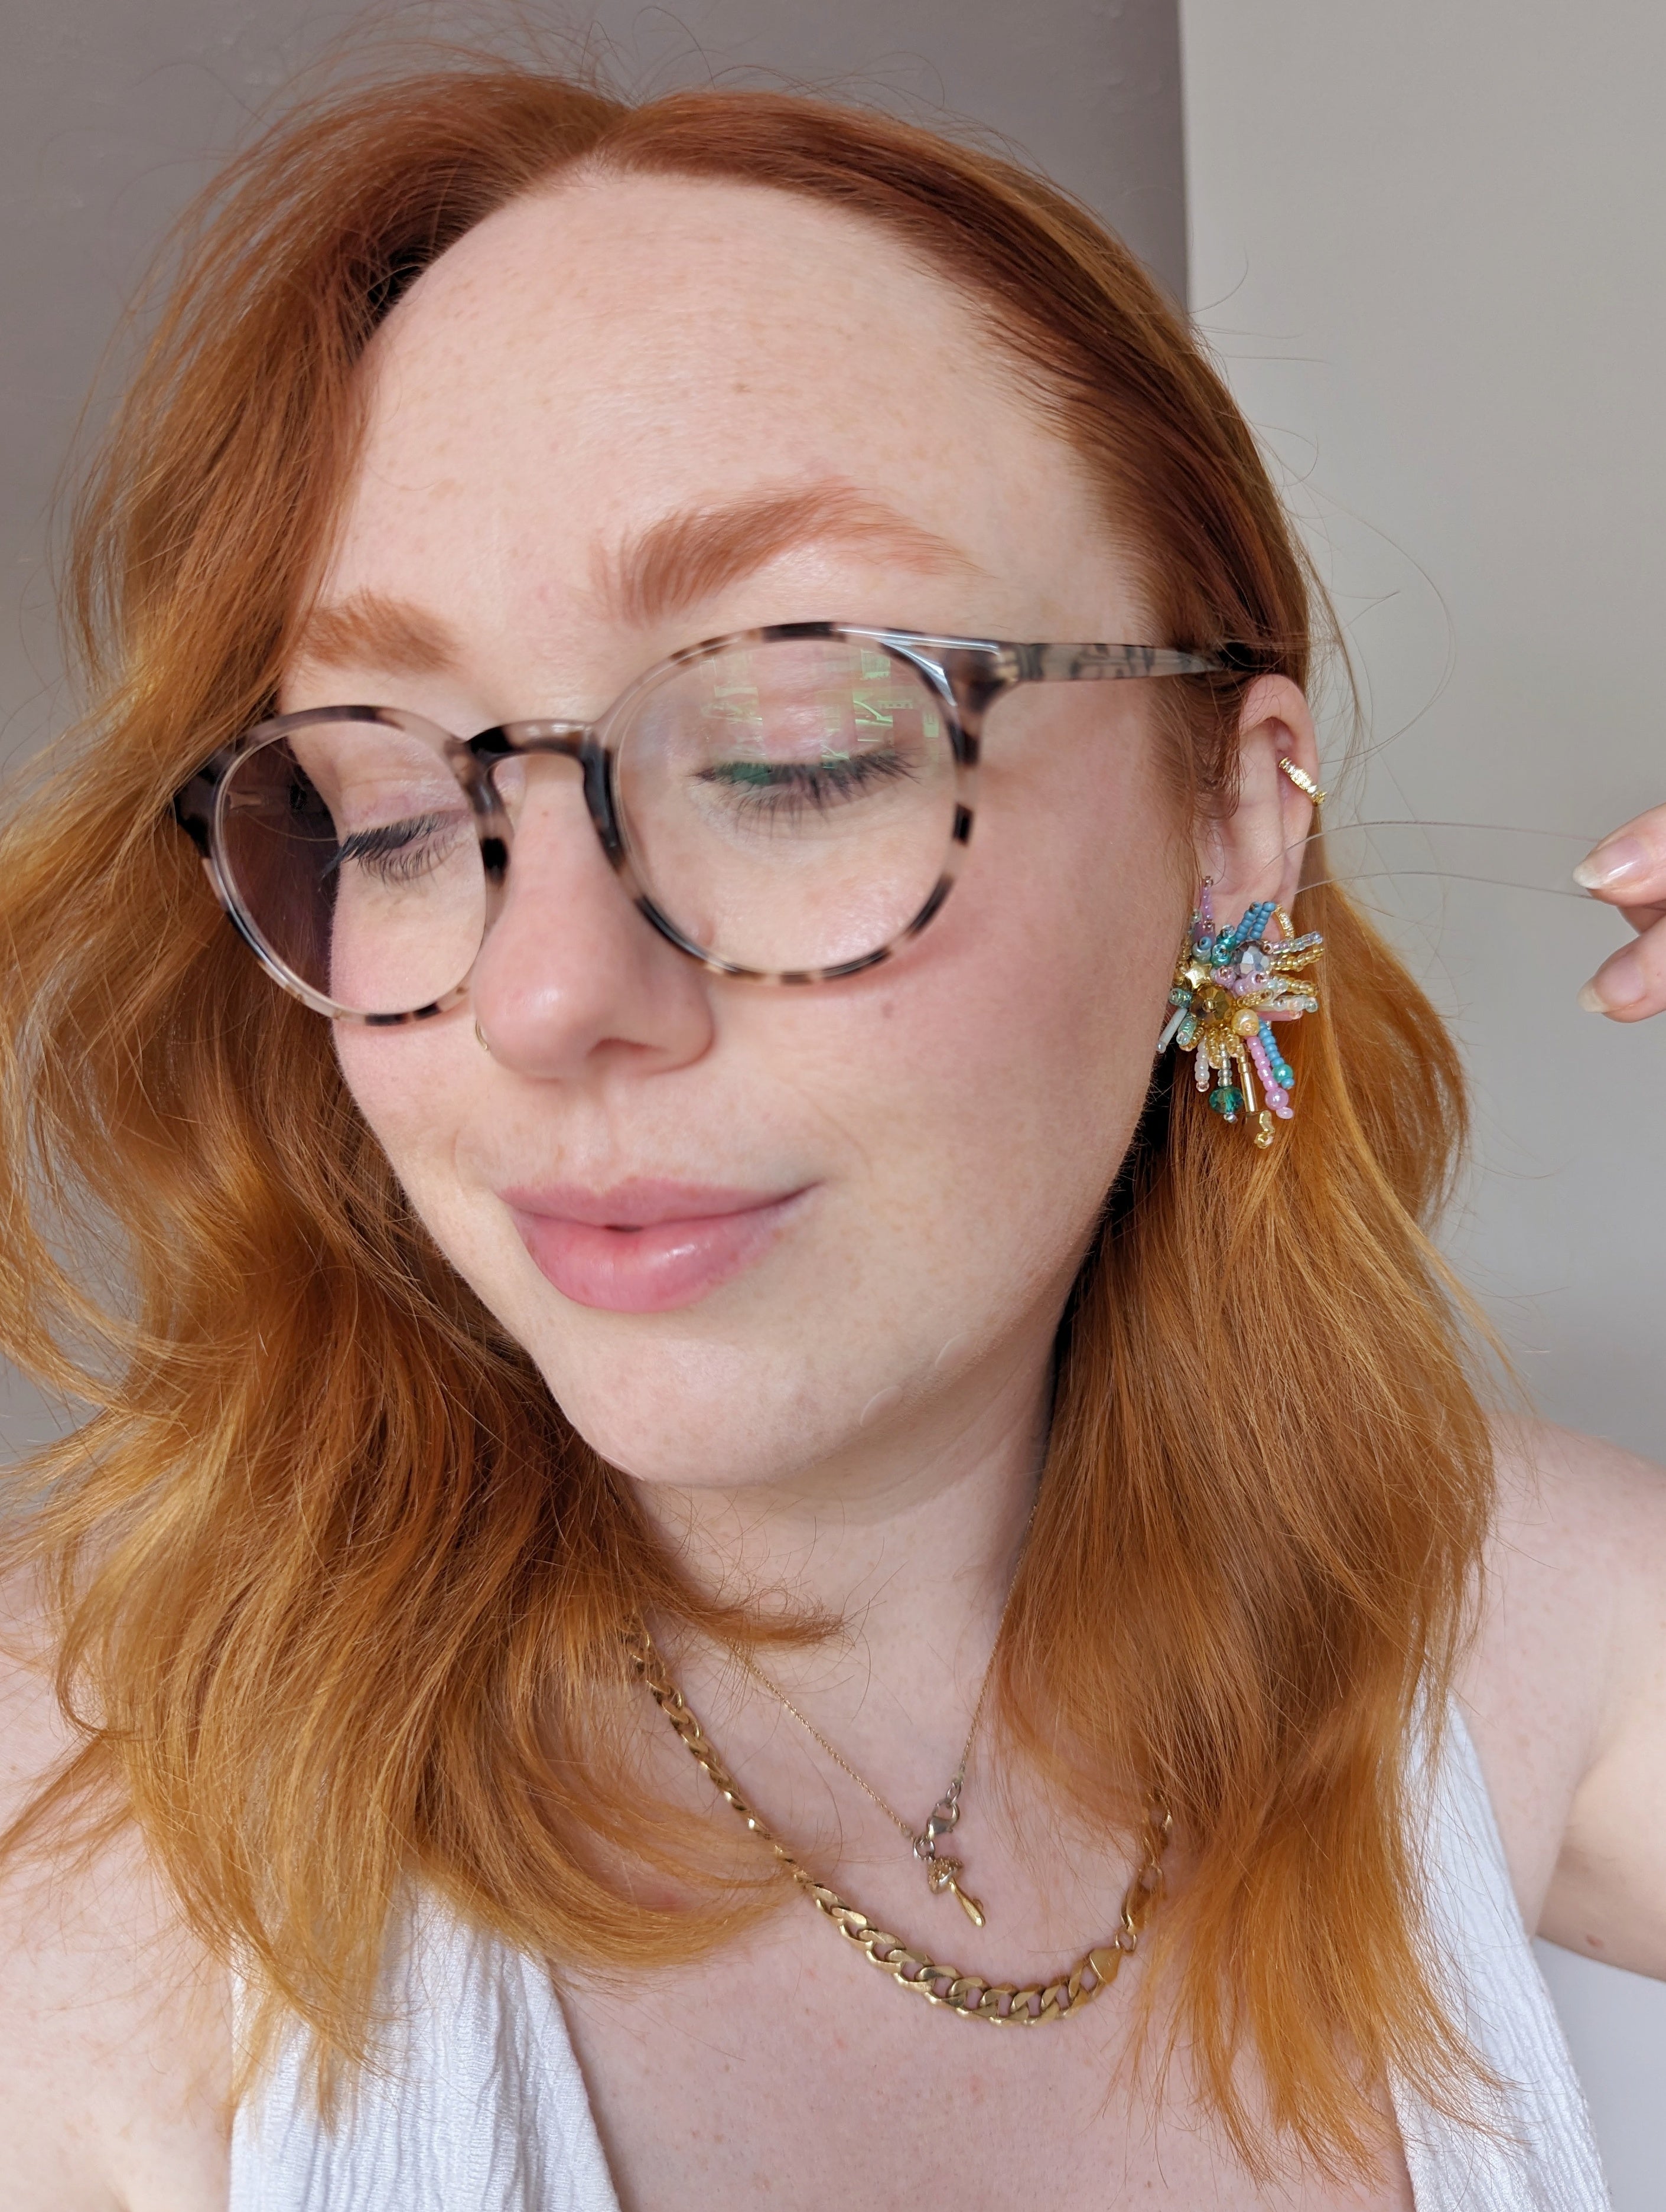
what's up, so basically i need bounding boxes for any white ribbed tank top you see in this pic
[229,1706,1608,2211]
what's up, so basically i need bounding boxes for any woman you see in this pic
[1,61,1663,2212]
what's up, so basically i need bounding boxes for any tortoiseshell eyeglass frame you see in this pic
[171,621,1227,1025]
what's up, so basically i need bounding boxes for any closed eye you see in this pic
[697,752,917,822]
[325,814,469,885]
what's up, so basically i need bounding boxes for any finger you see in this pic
[1614,899,1666,940]
[1573,806,1666,908]
[1579,910,1666,1022]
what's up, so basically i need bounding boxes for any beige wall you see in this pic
[1180,1,1666,2199]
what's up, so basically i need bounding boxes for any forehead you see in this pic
[326,172,1121,633]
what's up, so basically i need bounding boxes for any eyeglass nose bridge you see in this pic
[463,719,627,875]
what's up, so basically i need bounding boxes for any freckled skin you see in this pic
[315,174,1277,1506]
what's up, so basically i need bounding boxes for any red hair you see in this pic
[0,63,1489,2178]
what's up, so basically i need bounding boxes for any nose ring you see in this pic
[473,1019,492,1055]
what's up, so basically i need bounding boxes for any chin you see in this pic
[500,1271,931,1494]
[535,1344,852,1493]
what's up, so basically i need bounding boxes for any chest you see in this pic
[558,1907,1416,2212]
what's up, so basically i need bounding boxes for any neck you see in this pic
[626,1324,1052,1738]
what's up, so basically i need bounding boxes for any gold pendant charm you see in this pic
[917,1788,985,1926]
[925,1853,987,1927]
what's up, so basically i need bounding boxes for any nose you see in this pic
[466,755,715,1080]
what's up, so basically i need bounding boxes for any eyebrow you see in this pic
[289,479,984,679]
[593,479,984,628]
[289,589,462,678]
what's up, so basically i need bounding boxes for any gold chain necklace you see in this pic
[726,1508,1033,1926]
[628,1621,1173,2026]
[727,1567,1019,1924]
[728,1640,991,1923]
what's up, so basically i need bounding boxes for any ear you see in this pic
[1195,675,1322,921]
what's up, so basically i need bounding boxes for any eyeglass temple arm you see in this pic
[173,759,227,857]
[1011,643,1229,684]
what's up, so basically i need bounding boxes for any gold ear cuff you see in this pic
[1277,756,1326,806]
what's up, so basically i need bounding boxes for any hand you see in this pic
[1574,808,1666,1021]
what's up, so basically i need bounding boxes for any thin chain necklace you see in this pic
[629,1620,1173,2026]
[726,1600,1009,1928]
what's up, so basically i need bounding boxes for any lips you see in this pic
[501,1179,808,1313]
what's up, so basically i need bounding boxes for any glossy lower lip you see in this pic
[503,1182,809,1314]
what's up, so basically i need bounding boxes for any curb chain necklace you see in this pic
[628,1620,1173,2027]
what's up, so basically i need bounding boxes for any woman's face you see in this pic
[300,174,1193,1494]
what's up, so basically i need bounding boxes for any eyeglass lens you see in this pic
[214,636,961,1015]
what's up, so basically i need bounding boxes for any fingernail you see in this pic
[1579,947,1645,1012]
[1573,834,1648,891]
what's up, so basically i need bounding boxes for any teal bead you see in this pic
[1209,1086,1243,1118]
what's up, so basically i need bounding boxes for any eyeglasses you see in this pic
[173,622,1222,1024]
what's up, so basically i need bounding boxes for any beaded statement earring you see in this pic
[1158,884,1326,1148]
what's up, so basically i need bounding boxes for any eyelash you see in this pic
[328,815,461,885]
[697,752,916,820]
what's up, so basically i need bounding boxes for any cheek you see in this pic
[897,701,1189,1230]
[333,1021,497,1268]
[755,733,1186,1396]
[336,1023,465,1152]
[879,832,1180,1255]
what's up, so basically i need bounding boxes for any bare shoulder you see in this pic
[1458,1416,1666,1973]
[0,1574,231,2212]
